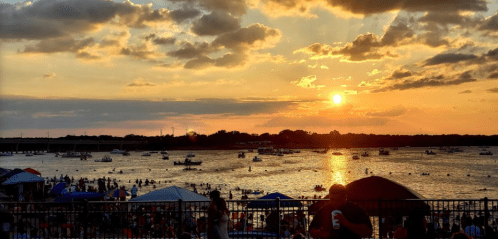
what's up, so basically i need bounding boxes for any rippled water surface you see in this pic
[1,147,498,199]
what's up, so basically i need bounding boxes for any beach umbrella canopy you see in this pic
[54,192,105,202]
[0,168,25,178]
[309,176,428,216]
[2,172,45,185]
[128,186,210,205]
[23,168,41,176]
[247,192,302,208]
[106,188,130,198]
[51,182,67,195]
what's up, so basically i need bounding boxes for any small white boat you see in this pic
[110,149,126,154]
[95,155,112,162]
[253,156,262,162]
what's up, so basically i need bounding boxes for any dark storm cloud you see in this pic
[0,97,294,130]
[0,0,186,40]
[190,11,241,36]
[424,53,478,66]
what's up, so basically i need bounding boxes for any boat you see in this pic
[34,152,46,155]
[110,149,127,154]
[379,148,390,155]
[252,156,262,162]
[361,152,369,157]
[141,153,151,157]
[425,150,436,155]
[480,151,493,155]
[95,155,112,162]
[26,152,34,156]
[162,155,169,160]
[122,151,130,156]
[61,152,81,158]
[160,151,168,154]
[332,151,342,155]
[80,152,92,158]
[352,154,360,160]
[174,158,202,165]
[0,152,13,156]
[238,151,246,158]
[149,151,158,154]
[313,149,329,154]
[186,152,195,157]
[258,147,275,155]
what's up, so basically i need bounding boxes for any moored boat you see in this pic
[252,156,262,162]
[95,155,112,162]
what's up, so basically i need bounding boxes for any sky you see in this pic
[1,0,498,138]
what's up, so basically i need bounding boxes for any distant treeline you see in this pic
[1,129,497,152]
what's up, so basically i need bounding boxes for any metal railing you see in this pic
[1,198,498,238]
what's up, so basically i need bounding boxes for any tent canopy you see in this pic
[128,186,209,204]
[51,182,67,195]
[247,192,302,208]
[106,188,130,198]
[2,172,45,185]
[54,192,105,202]
[23,168,41,176]
[0,168,25,179]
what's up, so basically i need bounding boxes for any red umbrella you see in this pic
[23,168,41,176]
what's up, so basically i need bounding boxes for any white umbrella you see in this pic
[128,186,210,205]
[2,172,44,185]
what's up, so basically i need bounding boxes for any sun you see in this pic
[333,94,342,104]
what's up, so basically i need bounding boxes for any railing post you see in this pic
[178,199,183,236]
[378,199,383,239]
[83,200,88,239]
[276,197,281,238]
[484,197,489,235]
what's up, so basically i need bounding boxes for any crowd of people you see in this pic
[2,176,498,239]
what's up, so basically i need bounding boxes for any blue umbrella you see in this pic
[51,182,66,195]
[54,192,104,202]
[247,192,302,208]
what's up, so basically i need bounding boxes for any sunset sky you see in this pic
[1,0,498,138]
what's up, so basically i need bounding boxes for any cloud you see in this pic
[373,71,477,92]
[366,105,406,117]
[488,72,498,79]
[487,87,498,93]
[291,75,325,89]
[167,42,214,59]
[389,69,413,80]
[367,69,381,76]
[322,0,487,15]
[0,0,192,40]
[259,115,388,128]
[168,0,247,16]
[459,90,472,94]
[211,23,281,50]
[43,73,57,78]
[169,8,201,23]
[145,34,176,45]
[23,37,95,54]
[0,96,295,130]
[190,11,241,36]
[126,79,158,87]
[424,53,478,66]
